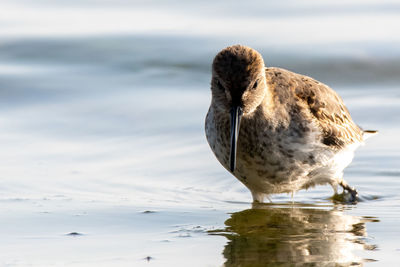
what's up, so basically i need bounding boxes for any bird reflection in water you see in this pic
[211,203,378,266]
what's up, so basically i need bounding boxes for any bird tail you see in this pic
[363,130,378,140]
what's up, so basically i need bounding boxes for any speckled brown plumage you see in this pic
[205,45,376,202]
[264,67,364,149]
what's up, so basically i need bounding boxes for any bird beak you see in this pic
[230,106,243,172]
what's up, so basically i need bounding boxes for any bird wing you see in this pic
[265,67,364,149]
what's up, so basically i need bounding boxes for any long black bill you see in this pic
[229,106,243,172]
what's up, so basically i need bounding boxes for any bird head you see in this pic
[211,45,267,172]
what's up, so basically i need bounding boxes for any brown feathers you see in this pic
[211,45,364,149]
[265,67,364,149]
[212,45,264,94]
[211,45,267,114]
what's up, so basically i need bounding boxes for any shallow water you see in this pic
[0,0,400,266]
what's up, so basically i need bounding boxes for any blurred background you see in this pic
[0,0,399,266]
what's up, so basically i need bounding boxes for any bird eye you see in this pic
[252,80,258,89]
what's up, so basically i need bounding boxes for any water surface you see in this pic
[0,0,399,266]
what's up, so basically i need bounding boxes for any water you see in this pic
[0,0,399,266]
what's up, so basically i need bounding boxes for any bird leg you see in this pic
[290,191,295,204]
[251,192,272,203]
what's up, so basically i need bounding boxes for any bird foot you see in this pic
[333,181,358,203]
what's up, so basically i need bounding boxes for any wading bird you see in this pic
[205,45,376,202]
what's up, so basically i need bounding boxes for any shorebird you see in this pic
[205,45,376,203]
